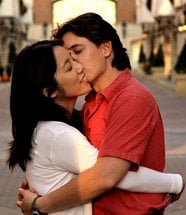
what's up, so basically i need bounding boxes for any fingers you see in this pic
[29,188,37,193]
[21,179,29,189]
[17,188,25,197]
[17,185,38,215]
[18,179,37,193]
[17,200,22,208]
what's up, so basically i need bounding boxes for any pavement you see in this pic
[0,72,186,215]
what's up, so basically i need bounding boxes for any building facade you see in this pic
[133,0,186,80]
[0,0,27,80]
[1,0,185,84]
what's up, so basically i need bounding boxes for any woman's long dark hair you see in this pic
[7,40,82,171]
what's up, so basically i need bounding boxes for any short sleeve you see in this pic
[51,126,98,174]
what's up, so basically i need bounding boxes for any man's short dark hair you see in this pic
[52,12,131,70]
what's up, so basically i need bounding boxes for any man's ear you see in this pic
[101,41,112,57]
[43,87,57,98]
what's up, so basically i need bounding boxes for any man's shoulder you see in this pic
[118,77,155,100]
[109,79,157,111]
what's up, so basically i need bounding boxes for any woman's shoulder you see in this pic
[36,121,83,137]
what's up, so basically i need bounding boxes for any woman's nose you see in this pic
[75,61,84,74]
[70,52,78,62]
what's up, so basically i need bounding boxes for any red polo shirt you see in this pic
[82,69,168,214]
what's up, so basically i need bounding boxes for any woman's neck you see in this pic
[55,98,77,118]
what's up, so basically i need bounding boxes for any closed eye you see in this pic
[66,63,72,72]
[64,60,73,72]
[74,50,82,54]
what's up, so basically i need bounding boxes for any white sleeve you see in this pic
[116,166,183,194]
[51,128,98,174]
[51,126,182,194]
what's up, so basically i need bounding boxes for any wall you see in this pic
[117,0,136,24]
[33,0,52,24]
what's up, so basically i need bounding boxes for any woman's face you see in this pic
[53,46,91,101]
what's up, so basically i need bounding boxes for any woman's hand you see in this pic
[17,188,38,215]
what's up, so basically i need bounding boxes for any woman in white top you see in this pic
[8,41,183,215]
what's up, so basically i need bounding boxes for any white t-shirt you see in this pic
[26,121,98,215]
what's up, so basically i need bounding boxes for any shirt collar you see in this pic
[85,68,132,102]
[101,68,132,101]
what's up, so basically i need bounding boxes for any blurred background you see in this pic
[0,1,186,214]
[0,0,186,91]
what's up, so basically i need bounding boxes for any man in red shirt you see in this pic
[18,13,184,214]
[55,13,168,214]
[82,69,167,214]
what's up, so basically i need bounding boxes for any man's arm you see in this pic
[18,152,184,214]
[20,156,131,214]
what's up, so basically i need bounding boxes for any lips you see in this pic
[80,74,88,83]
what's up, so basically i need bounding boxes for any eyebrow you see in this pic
[68,44,81,50]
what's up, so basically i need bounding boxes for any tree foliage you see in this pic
[19,0,27,16]
[7,41,17,77]
[0,56,4,77]
[175,41,186,74]
[149,44,164,67]
[138,44,146,63]
[8,41,17,65]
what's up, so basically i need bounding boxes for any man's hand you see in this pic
[17,188,37,215]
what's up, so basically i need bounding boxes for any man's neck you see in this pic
[92,68,121,93]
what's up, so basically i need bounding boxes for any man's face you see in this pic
[62,32,109,90]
